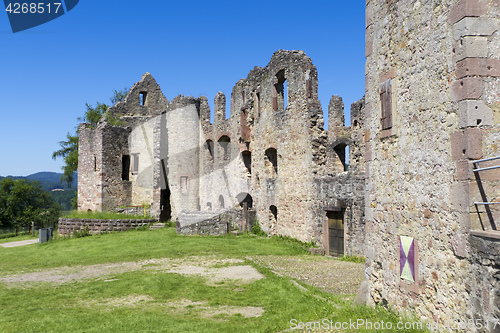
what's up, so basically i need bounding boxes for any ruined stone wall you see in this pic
[164,96,202,218]
[469,232,500,332]
[365,0,500,328]
[78,123,103,212]
[77,51,366,255]
[58,218,156,235]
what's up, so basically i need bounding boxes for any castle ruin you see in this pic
[75,0,500,330]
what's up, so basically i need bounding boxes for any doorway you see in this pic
[327,210,344,256]
[160,187,171,222]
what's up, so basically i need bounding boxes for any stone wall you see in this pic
[58,218,157,235]
[176,209,256,236]
[77,50,366,256]
[365,0,500,330]
[469,231,500,333]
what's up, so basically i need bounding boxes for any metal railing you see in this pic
[472,156,500,206]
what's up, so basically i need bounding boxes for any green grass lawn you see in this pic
[0,228,429,333]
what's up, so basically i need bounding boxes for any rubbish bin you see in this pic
[39,228,53,244]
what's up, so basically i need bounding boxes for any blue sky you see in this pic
[0,1,365,176]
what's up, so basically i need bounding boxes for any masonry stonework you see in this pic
[78,50,365,253]
[365,0,500,330]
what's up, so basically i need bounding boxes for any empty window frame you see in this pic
[219,195,225,209]
[380,79,392,130]
[265,148,278,176]
[269,205,278,224]
[205,140,214,160]
[139,92,147,106]
[218,136,231,160]
[273,70,287,111]
[242,150,251,174]
[131,153,139,175]
[122,155,130,181]
[334,144,348,171]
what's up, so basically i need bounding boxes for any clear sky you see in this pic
[0,1,365,176]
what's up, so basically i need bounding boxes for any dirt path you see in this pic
[250,255,364,295]
[0,239,38,248]
[0,254,365,296]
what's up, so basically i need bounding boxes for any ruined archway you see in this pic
[236,192,253,209]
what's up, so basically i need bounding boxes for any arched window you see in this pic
[242,150,251,174]
[236,193,253,209]
[205,140,214,160]
[269,205,278,225]
[219,195,225,209]
[218,136,231,160]
[273,70,287,111]
[265,148,278,176]
[334,144,349,171]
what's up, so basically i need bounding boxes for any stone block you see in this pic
[450,233,469,258]
[451,130,466,161]
[453,36,488,62]
[456,160,473,180]
[451,78,483,101]
[451,182,471,213]
[365,41,373,58]
[366,2,373,28]
[454,17,499,40]
[380,68,395,83]
[365,142,372,161]
[465,127,483,160]
[353,280,370,306]
[449,0,489,25]
[458,100,494,128]
[456,58,500,79]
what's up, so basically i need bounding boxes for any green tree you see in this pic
[0,178,61,235]
[52,88,128,186]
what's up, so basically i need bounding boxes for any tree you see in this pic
[0,178,61,235]
[52,88,128,186]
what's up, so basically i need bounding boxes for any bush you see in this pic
[251,220,266,236]
[73,226,91,238]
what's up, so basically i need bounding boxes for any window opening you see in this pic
[122,155,130,181]
[131,153,139,175]
[205,140,214,160]
[273,70,287,111]
[139,92,147,106]
[218,136,231,160]
[380,79,392,130]
[334,144,348,171]
[242,151,252,174]
[265,148,278,176]
[269,205,278,225]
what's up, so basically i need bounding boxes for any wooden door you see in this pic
[327,211,344,256]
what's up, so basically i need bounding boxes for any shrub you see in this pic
[73,226,91,238]
[251,220,266,236]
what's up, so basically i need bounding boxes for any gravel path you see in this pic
[250,255,365,295]
[0,239,38,248]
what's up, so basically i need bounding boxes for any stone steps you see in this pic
[149,223,165,230]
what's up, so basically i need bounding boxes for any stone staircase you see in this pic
[149,223,166,230]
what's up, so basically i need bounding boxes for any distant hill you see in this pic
[0,172,77,191]
[0,172,77,210]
